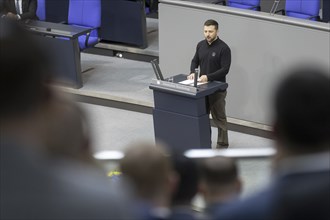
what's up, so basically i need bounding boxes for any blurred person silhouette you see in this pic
[0,20,134,219]
[214,65,330,220]
[37,95,94,163]
[169,152,201,220]
[0,0,38,21]
[198,156,241,217]
[119,142,178,220]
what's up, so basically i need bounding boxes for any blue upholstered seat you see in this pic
[67,0,101,50]
[277,0,320,21]
[227,0,260,11]
[36,0,46,21]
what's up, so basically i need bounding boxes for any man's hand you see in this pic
[199,75,208,82]
[188,73,208,82]
[187,73,194,80]
[6,12,19,20]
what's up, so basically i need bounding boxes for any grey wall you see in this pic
[159,0,330,125]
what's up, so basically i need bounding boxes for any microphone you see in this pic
[194,68,199,87]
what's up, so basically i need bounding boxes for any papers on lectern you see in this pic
[179,79,208,86]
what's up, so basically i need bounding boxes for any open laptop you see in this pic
[150,59,165,80]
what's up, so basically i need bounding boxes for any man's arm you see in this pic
[207,46,231,81]
[188,44,200,80]
[190,44,200,73]
[20,0,37,20]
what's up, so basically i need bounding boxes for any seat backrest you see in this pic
[68,0,101,28]
[36,0,46,21]
[227,0,260,10]
[285,0,320,17]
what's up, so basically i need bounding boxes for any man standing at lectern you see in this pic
[188,19,231,149]
[1,0,38,21]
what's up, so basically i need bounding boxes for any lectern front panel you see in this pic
[153,109,211,150]
[153,91,207,117]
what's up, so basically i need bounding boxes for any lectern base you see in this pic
[153,109,211,151]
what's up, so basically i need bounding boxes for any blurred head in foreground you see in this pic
[199,156,241,208]
[120,142,177,207]
[0,20,93,163]
[0,19,52,123]
[272,64,330,160]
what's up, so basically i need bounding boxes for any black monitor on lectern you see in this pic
[150,59,164,81]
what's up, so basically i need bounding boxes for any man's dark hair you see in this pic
[120,143,173,200]
[204,19,218,30]
[273,65,330,152]
[0,20,52,119]
[199,156,238,186]
[171,153,199,205]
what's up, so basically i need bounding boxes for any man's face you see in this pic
[204,25,218,43]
